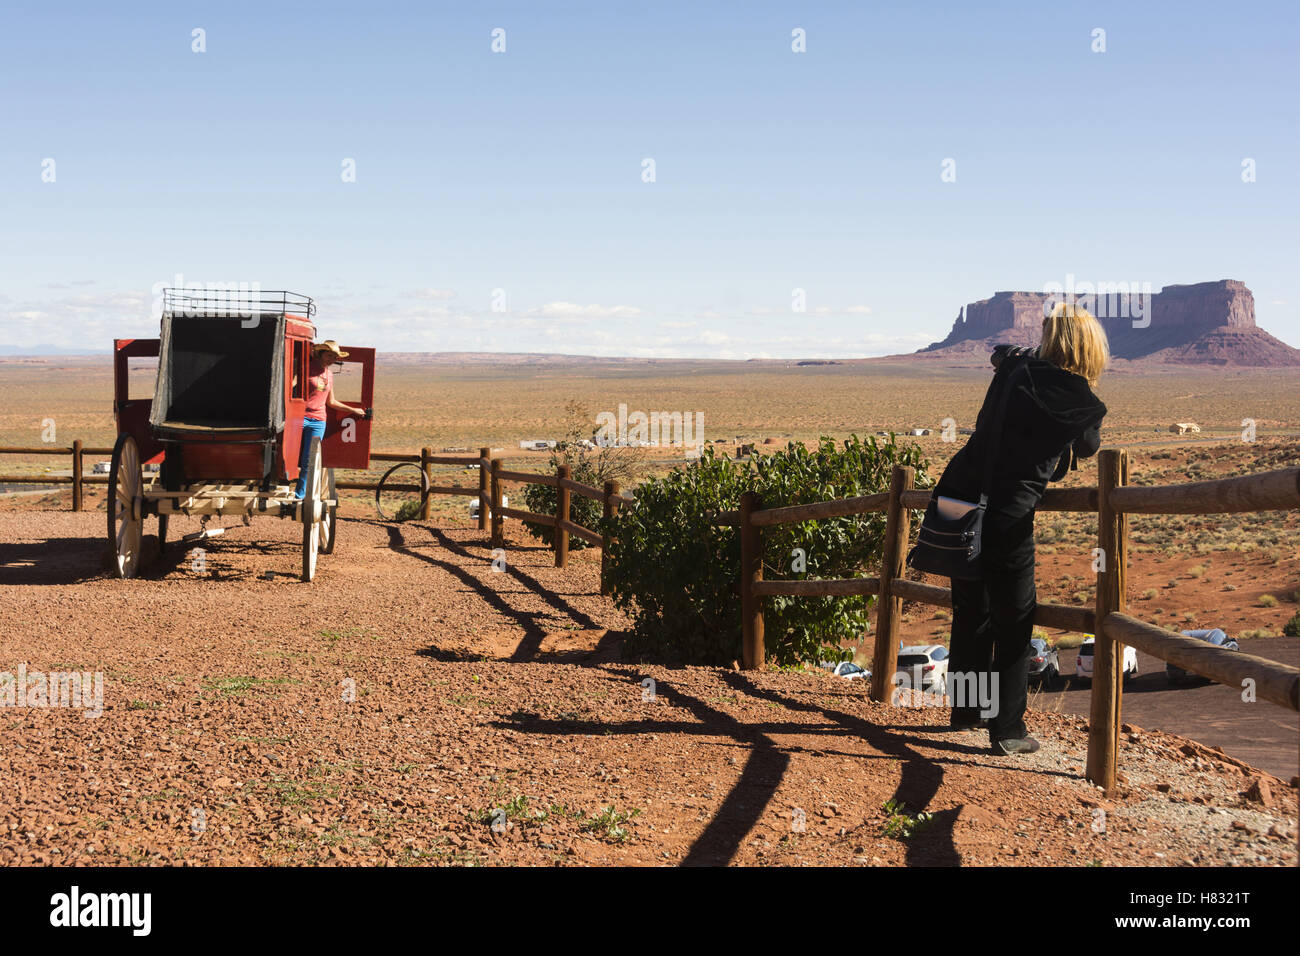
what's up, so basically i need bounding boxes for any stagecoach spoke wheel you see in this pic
[108,434,144,579]
[320,467,338,555]
[301,437,323,582]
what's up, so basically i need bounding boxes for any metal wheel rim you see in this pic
[374,461,428,520]
[320,468,338,554]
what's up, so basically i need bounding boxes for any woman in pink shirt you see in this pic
[295,340,367,498]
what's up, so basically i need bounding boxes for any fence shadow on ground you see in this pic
[374,521,606,662]
[492,664,1076,866]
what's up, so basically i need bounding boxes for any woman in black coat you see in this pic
[933,304,1109,755]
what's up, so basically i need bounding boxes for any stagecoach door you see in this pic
[113,338,165,465]
[321,346,375,470]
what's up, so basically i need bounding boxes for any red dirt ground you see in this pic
[1,507,1295,866]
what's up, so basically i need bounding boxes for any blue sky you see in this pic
[1,0,1296,357]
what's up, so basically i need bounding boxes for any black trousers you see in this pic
[948,510,1037,742]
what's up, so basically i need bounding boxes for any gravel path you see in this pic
[1,509,1295,866]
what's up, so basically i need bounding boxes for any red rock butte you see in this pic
[916,280,1300,367]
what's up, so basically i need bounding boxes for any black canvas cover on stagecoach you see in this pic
[149,312,285,440]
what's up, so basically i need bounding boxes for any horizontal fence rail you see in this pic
[1109,467,1300,515]
[1103,612,1298,712]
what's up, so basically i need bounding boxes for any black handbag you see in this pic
[906,363,1016,581]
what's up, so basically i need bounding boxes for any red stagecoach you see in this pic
[110,289,375,581]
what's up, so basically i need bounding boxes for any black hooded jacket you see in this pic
[934,345,1108,521]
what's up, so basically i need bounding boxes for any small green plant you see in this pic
[881,799,934,840]
[476,793,549,829]
[1282,612,1299,638]
[201,676,298,696]
[578,805,641,843]
[1259,594,1278,608]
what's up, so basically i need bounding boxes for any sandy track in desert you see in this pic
[0,510,1295,866]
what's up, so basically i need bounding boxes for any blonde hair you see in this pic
[1041,303,1109,386]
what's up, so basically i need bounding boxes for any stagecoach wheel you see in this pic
[107,433,144,579]
[320,467,338,555]
[301,438,323,582]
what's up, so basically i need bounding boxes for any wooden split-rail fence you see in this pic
[710,449,1300,794]
[4,441,1297,794]
[0,443,632,594]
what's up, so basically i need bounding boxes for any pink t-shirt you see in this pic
[305,362,331,420]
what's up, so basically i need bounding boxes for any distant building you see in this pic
[1170,422,1201,435]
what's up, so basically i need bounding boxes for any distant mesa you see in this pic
[916,280,1300,367]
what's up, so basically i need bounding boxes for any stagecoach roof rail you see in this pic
[161,288,316,318]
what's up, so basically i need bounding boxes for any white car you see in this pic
[894,644,949,696]
[1074,636,1138,682]
[468,494,507,520]
[818,661,871,681]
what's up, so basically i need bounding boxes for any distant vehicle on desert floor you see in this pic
[1075,636,1138,683]
[1168,629,1238,685]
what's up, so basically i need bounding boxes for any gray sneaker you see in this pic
[993,736,1041,755]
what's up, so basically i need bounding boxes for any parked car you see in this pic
[1027,637,1060,687]
[1167,629,1238,685]
[818,660,870,681]
[1074,636,1138,682]
[468,495,508,520]
[895,644,948,696]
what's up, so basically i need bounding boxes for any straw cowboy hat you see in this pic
[313,340,349,360]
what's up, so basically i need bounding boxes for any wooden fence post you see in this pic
[554,464,571,568]
[739,490,764,670]
[71,440,83,513]
[490,458,504,549]
[419,447,432,520]
[601,479,620,596]
[871,465,915,703]
[478,447,490,531]
[1087,448,1129,793]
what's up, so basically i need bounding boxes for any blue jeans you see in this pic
[294,417,327,498]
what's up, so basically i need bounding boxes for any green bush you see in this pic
[393,499,422,522]
[604,435,931,667]
[1284,611,1300,638]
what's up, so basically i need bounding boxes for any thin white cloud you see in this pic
[533,302,643,318]
[0,289,931,360]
